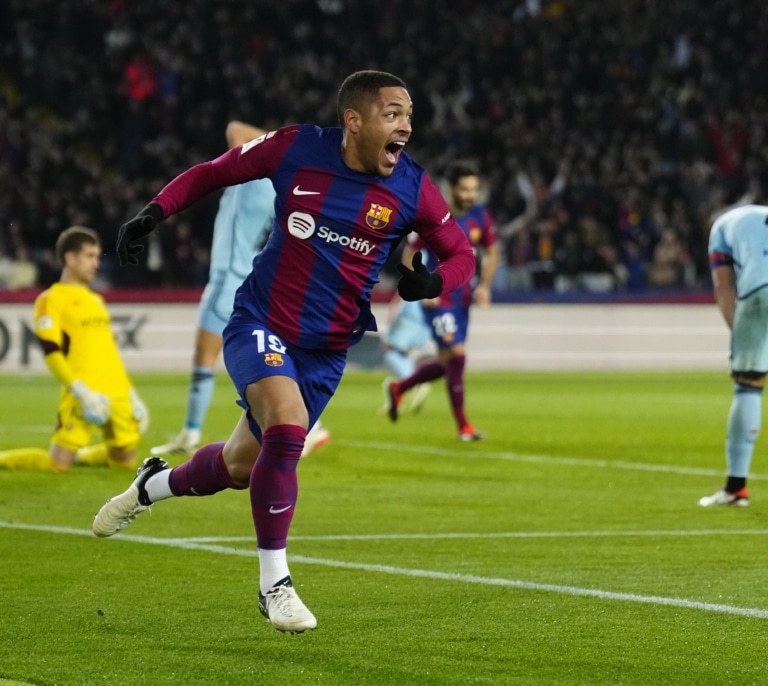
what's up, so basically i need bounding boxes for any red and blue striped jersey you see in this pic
[415,203,497,309]
[150,124,475,349]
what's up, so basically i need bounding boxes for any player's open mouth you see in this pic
[385,140,406,165]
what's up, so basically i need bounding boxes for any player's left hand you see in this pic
[129,387,150,434]
[117,204,164,266]
[396,252,443,301]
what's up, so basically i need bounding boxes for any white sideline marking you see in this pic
[336,439,768,481]
[2,520,768,619]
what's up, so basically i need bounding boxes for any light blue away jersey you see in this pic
[210,178,276,279]
[709,204,768,298]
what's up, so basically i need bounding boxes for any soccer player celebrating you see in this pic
[149,121,330,459]
[0,226,148,472]
[92,70,475,633]
[386,161,499,440]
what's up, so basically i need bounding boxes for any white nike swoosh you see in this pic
[269,504,292,514]
[293,185,320,195]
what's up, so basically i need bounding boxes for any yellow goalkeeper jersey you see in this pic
[34,283,131,398]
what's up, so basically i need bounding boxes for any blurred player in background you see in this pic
[0,226,148,472]
[385,161,499,440]
[150,121,330,460]
[699,204,768,507]
[92,70,475,634]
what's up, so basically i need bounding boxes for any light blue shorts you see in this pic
[731,287,768,374]
[382,301,431,354]
[198,269,244,336]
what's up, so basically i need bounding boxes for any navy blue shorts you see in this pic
[223,309,347,441]
[423,305,470,349]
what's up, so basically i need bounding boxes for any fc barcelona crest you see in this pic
[365,203,393,229]
[264,353,284,367]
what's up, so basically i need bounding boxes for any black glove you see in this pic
[396,251,443,301]
[116,203,164,266]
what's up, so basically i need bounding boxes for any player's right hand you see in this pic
[396,252,443,301]
[116,203,163,266]
[69,380,111,425]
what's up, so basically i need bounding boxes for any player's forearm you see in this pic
[711,265,737,329]
[429,228,476,293]
[435,247,475,293]
[43,350,77,388]
[480,244,500,289]
[714,289,736,329]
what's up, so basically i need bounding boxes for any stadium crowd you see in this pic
[1,0,767,294]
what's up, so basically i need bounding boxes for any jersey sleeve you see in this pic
[151,126,298,219]
[33,290,64,354]
[34,290,78,386]
[411,176,476,293]
[708,222,733,269]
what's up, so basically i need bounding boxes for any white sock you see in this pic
[258,548,290,594]
[144,469,175,503]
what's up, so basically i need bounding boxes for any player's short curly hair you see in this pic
[337,70,407,125]
[55,226,101,266]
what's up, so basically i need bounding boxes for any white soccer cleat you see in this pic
[92,457,170,537]
[301,423,330,457]
[150,428,200,458]
[258,576,317,633]
[698,487,750,507]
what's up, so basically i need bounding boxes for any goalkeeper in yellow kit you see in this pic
[0,226,148,471]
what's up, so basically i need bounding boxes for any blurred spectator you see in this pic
[647,228,695,289]
[7,246,38,289]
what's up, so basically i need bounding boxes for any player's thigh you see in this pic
[103,397,141,450]
[245,375,308,430]
[51,394,96,451]
[731,290,768,374]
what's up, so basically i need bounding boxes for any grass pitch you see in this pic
[2,369,768,685]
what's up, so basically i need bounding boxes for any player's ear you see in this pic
[343,108,362,134]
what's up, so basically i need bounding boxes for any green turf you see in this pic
[1,370,767,685]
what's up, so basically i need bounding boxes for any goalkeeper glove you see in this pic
[116,203,164,266]
[396,252,443,301]
[129,387,150,434]
[69,380,111,425]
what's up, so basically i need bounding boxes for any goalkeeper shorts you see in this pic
[52,392,140,452]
